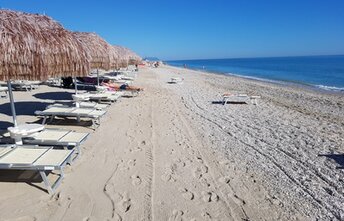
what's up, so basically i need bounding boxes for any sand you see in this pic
[0,65,343,221]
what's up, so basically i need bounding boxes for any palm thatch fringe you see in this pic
[73,32,119,70]
[0,9,90,81]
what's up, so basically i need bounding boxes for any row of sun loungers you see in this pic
[0,69,140,194]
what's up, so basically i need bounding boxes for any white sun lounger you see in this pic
[22,128,89,160]
[35,106,106,129]
[222,93,261,105]
[0,145,74,194]
[11,80,40,91]
[74,92,121,103]
[170,77,184,84]
[222,93,249,105]
[0,86,8,98]
[49,102,109,110]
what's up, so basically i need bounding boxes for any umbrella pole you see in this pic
[7,80,17,127]
[74,77,78,95]
[97,69,99,86]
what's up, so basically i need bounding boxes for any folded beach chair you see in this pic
[35,106,106,129]
[22,128,89,160]
[0,145,74,194]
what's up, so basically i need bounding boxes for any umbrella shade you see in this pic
[73,32,119,71]
[112,45,141,68]
[0,9,90,81]
[0,10,91,126]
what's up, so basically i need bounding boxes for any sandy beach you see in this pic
[0,65,343,221]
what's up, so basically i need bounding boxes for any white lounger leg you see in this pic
[39,168,65,195]
[42,116,47,125]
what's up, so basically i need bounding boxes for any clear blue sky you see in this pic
[1,0,344,60]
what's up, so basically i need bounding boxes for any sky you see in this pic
[0,0,344,60]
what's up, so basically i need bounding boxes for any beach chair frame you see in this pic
[0,145,74,194]
[22,128,90,161]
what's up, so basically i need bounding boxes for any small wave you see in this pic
[225,73,283,84]
[315,85,344,92]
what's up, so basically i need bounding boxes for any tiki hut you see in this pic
[0,9,90,81]
[73,32,120,70]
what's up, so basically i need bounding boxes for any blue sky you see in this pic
[1,0,344,60]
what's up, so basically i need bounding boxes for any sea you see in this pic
[166,55,344,92]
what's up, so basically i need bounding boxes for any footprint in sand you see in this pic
[200,177,211,187]
[112,212,123,221]
[201,191,219,203]
[168,210,184,221]
[116,193,131,213]
[218,176,231,184]
[161,171,176,182]
[174,158,186,168]
[127,159,136,167]
[179,188,194,200]
[131,175,142,186]
[195,156,204,163]
[193,165,208,179]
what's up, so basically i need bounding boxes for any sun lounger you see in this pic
[222,93,261,105]
[222,93,249,105]
[49,100,109,110]
[0,145,74,194]
[0,86,8,98]
[73,92,121,103]
[35,106,106,129]
[170,77,184,84]
[22,128,89,160]
[11,80,41,91]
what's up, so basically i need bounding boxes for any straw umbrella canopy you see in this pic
[73,32,121,85]
[0,9,90,126]
[112,45,141,68]
[73,32,120,71]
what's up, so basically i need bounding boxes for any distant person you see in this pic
[184,64,186,68]
[102,82,143,92]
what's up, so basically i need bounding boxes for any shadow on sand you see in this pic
[33,91,74,100]
[319,153,344,169]
[0,101,52,116]
[0,121,13,129]
[212,101,248,105]
[0,170,56,193]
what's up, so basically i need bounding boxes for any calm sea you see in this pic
[166,55,344,92]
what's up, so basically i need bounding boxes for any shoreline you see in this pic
[165,63,344,95]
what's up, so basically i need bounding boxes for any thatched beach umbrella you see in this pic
[73,32,120,85]
[0,10,90,126]
[113,45,141,68]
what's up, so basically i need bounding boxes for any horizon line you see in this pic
[161,53,344,62]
